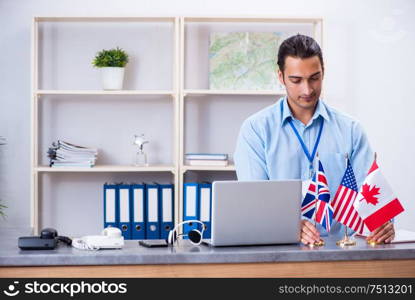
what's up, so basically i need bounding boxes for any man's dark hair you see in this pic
[277,34,324,73]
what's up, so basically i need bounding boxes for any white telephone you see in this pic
[72,227,124,250]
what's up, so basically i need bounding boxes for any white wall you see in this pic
[0,0,414,233]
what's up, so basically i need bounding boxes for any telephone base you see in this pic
[18,236,57,250]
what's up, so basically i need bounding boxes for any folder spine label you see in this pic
[199,182,212,239]
[104,183,119,229]
[131,184,146,240]
[118,184,132,240]
[160,184,174,240]
[183,183,199,237]
[146,184,160,239]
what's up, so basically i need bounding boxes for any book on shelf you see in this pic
[187,160,229,166]
[185,153,228,161]
[48,140,98,168]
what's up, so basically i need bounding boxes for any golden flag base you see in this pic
[312,239,325,247]
[367,239,384,246]
[336,235,357,247]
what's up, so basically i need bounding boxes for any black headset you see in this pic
[167,220,205,245]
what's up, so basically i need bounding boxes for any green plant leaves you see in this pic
[92,47,129,68]
[0,202,6,218]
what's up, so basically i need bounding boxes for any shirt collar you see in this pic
[280,97,330,127]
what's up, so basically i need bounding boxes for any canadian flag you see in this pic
[353,159,404,232]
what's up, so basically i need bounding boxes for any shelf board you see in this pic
[36,90,175,96]
[36,165,176,173]
[184,16,322,23]
[35,16,176,23]
[183,89,286,96]
[182,165,236,172]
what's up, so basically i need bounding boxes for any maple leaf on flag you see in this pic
[360,183,380,205]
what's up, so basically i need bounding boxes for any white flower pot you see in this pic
[100,67,125,90]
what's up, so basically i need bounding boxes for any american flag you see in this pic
[314,160,334,232]
[301,173,317,219]
[332,158,365,234]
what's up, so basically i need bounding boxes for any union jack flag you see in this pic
[301,173,317,220]
[314,159,334,232]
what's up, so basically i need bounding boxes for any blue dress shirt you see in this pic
[234,97,374,236]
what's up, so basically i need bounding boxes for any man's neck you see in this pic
[287,98,317,125]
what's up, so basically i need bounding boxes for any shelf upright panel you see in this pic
[173,17,181,229]
[31,17,40,234]
[177,16,186,229]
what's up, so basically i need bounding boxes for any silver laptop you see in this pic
[204,180,302,246]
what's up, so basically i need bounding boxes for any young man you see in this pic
[234,34,395,245]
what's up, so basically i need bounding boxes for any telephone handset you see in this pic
[71,227,124,250]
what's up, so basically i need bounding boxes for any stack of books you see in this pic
[185,153,229,166]
[48,140,98,168]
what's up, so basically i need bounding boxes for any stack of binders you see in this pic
[103,182,174,240]
[183,182,212,239]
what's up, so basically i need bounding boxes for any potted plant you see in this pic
[92,47,129,90]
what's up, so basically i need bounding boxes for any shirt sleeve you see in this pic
[350,120,374,188]
[234,119,269,180]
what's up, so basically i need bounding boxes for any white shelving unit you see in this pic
[31,16,180,234]
[31,16,323,235]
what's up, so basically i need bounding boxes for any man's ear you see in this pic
[277,69,285,86]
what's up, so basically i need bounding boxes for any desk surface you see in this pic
[1,230,415,267]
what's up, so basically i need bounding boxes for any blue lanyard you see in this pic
[288,117,324,178]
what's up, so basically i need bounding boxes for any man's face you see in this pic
[278,55,323,110]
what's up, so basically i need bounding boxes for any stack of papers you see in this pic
[355,229,415,244]
[391,229,415,244]
[185,153,229,166]
[48,140,98,168]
